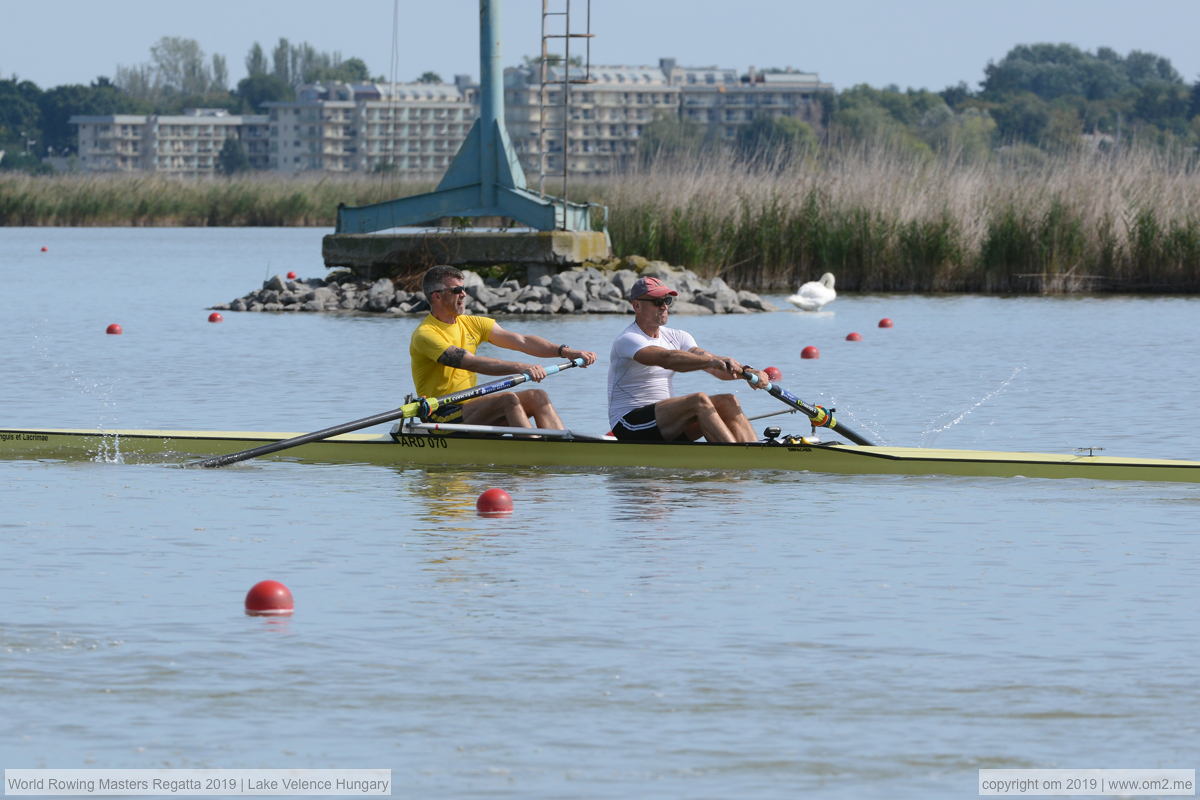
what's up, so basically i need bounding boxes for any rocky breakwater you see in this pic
[213,261,776,316]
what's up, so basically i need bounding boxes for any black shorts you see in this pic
[422,402,464,423]
[611,403,690,442]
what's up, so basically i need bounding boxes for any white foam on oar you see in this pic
[920,366,1025,447]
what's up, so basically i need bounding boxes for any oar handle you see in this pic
[187,358,585,468]
[743,371,876,446]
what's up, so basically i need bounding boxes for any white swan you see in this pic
[787,272,836,311]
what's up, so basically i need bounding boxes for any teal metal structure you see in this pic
[335,0,603,234]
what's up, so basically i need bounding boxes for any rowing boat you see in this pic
[3,425,1199,483]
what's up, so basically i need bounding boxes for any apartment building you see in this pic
[672,63,831,144]
[505,64,680,180]
[264,80,477,175]
[505,58,833,178]
[71,109,269,176]
[70,60,832,178]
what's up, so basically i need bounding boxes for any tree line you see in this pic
[645,44,1200,168]
[3,41,1199,174]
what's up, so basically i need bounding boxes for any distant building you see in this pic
[70,109,268,176]
[507,58,833,178]
[506,64,680,180]
[673,63,831,144]
[69,59,833,178]
[264,80,477,175]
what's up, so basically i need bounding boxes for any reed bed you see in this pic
[583,145,1200,293]
[0,173,434,227]
[4,147,1200,292]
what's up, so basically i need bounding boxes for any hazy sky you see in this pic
[4,0,1199,93]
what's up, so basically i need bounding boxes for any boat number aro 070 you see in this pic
[394,435,450,449]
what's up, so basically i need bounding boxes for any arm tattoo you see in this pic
[438,347,467,368]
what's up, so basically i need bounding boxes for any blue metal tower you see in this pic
[334,0,604,235]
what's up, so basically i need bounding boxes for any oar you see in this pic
[187,358,585,468]
[743,371,876,446]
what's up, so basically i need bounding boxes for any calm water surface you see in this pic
[2,228,1198,799]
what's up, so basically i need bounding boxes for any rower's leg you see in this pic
[711,393,756,442]
[516,388,564,429]
[654,393,736,442]
[462,392,533,427]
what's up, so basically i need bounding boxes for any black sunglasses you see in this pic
[638,295,673,307]
[434,286,467,296]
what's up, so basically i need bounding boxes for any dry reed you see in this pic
[4,146,1199,292]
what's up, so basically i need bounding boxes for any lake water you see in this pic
[2,228,1198,799]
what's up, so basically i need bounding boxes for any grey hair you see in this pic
[422,265,465,298]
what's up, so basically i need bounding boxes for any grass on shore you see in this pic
[4,145,1199,293]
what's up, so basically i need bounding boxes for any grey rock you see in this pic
[550,271,581,293]
[263,275,288,291]
[737,290,776,311]
[671,300,714,315]
[516,285,550,303]
[581,299,625,313]
[610,269,638,297]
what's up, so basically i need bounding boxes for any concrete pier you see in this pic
[322,229,612,280]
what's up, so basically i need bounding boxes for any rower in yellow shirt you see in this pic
[409,265,597,428]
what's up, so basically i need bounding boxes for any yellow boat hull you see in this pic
[3,427,1200,482]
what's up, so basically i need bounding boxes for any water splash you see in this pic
[920,366,1025,447]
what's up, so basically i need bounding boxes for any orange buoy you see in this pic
[801,346,820,359]
[846,332,862,341]
[208,312,224,323]
[476,488,514,516]
[878,318,894,328]
[106,323,123,335]
[287,271,297,279]
[764,366,782,381]
[244,580,294,616]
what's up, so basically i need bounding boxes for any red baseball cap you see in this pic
[629,276,678,300]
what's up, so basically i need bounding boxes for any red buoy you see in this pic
[287,271,297,279]
[878,318,894,328]
[244,580,294,616]
[106,323,123,335]
[846,332,862,341]
[801,346,820,359]
[208,312,224,323]
[764,366,782,381]
[476,488,514,516]
[40,246,48,252]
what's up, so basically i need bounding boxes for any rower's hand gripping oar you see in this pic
[742,370,876,446]
[186,359,585,468]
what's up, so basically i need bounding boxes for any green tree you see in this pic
[217,137,250,174]
[245,43,269,78]
[416,71,443,84]
[234,74,294,112]
[636,114,710,166]
[211,54,228,92]
[734,115,818,167]
[0,79,43,153]
[982,43,1184,103]
[37,78,142,155]
[312,57,370,84]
